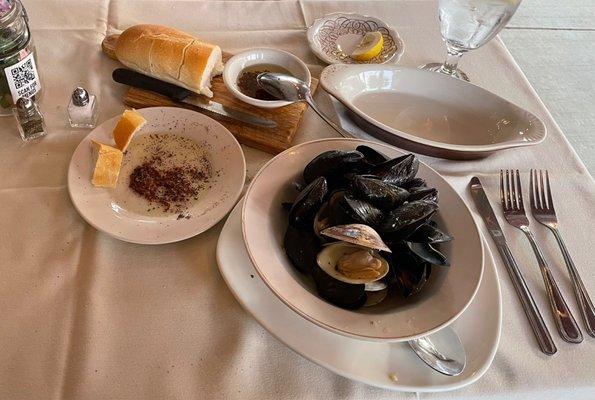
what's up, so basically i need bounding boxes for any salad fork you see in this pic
[530,170,595,337]
[500,170,583,343]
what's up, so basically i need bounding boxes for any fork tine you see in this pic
[539,170,547,209]
[500,169,506,209]
[515,170,524,210]
[510,169,517,210]
[545,170,554,211]
[529,169,536,209]
[506,170,512,210]
[533,169,543,210]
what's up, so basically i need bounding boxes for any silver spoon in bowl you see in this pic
[257,72,355,139]
[409,327,466,376]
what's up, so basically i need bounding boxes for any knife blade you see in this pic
[469,176,557,355]
[112,68,277,129]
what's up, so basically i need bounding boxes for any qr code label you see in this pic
[4,52,41,101]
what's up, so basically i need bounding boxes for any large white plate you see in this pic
[218,199,502,392]
[68,107,245,244]
[242,139,483,341]
[320,64,547,159]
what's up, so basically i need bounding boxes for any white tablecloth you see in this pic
[1,1,594,399]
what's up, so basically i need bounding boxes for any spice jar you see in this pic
[0,0,41,116]
[68,86,99,128]
[12,96,45,141]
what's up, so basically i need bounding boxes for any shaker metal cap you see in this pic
[16,96,35,117]
[72,86,90,106]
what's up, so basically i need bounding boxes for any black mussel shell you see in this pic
[284,226,321,274]
[288,177,328,228]
[312,266,367,309]
[356,145,389,165]
[303,150,366,184]
[328,190,384,226]
[379,200,438,236]
[351,176,409,210]
[406,242,450,266]
[372,154,419,187]
[408,187,438,203]
[407,223,453,244]
[399,262,431,298]
[388,246,432,297]
[403,177,427,190]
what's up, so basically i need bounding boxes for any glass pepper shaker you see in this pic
[12,96,46,141]
[67,86,98,128]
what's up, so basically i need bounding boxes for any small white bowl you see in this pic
[223,48,312,109]
[307,12,404,65]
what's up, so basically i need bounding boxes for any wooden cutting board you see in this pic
[102,34,317,154]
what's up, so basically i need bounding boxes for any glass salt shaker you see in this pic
[68,86,98,128]
[12,96,46,141]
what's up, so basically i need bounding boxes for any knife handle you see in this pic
[497,244,557,355]
[112,68,192,102]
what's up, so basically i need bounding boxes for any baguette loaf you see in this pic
[115,24,224,98]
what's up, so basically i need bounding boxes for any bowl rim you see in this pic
[241,138,485,341]
[320,64,547,153]
[306,11,405,65]
[223,47,312,109]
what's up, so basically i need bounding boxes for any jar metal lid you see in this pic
[16,96,35,117]
[72,87,90,106]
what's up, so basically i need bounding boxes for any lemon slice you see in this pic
[112,109,147,152]
[350,32,384,61]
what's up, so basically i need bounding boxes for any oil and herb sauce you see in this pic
[237,64,293,101]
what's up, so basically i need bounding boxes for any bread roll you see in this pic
[115,24,224,97]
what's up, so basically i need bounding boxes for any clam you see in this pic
[316,242,389,285]
[363,287,389,307]
[321,224,391,252]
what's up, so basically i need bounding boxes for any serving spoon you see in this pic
[257,72,356,139]
[409,327,466,376]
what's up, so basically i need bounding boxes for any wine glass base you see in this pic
[419,63,469,82]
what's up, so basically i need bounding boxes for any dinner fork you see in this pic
[530,170,595,338]
[500,170,583,343]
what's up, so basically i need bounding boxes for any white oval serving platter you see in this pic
[218,198,502,392]
[320,64,547,159]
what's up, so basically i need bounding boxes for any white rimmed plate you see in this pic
[242,139,484,341]
[68,107,246,245]
[218,198,502,392]
[307,12,404,65]
[320,64,547,159]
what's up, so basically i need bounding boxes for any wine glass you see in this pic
[421,0,521,81]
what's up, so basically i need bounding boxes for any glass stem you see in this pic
[440,44,465,76]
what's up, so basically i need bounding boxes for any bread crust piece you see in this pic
[91,140,123,188]
[115,24,222,97]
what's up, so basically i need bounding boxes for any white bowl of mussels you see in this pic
[242,138,484,342]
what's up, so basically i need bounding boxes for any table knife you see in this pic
[112,68,277,129]
[469,176,557,356]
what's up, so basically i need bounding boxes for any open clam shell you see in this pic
[316,242,389,285]
[321,224,391,253]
